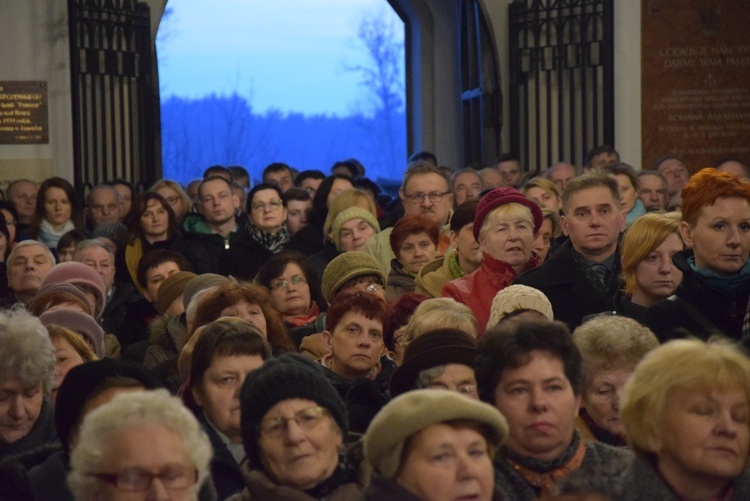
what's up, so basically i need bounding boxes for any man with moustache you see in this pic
[365,163,454,272]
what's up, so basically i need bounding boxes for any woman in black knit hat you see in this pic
[232,353,364,500]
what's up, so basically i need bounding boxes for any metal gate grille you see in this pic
[508,0,614,172]
[68,0,159,193]
[459,0,501,168]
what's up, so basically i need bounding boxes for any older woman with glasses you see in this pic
[233,353,365,500]
[246,183,292,255]
[256,251,326,339]
[68,390,213,501]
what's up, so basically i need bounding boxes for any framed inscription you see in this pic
[642,1,750,170]
[0,81,49,144]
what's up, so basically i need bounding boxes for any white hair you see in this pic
[67,389,212,501]
[7,240,56,269]
[0,308,55,394]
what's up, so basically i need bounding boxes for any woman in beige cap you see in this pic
[364,389,510,501]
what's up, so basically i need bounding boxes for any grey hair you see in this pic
[86,184,122,206]
[415,365,446,389]
[403,298,477,347]
[7,240,56,269]
[185,286,217,326]
[73,239,114,263]
[67,389,212,501]
[0,308,55,394]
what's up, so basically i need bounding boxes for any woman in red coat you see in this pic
[442,187,542,336]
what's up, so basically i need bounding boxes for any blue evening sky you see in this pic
[156,0,404,117]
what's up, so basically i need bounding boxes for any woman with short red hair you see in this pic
[646,168,750,343]
[386,215,439,302]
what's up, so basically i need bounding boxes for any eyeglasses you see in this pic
[403,191,451,204]
[270,274,308,290]
[164,195,180,206]
[88,465,197,492]
[258,406,328,438]
[251,200,284,212]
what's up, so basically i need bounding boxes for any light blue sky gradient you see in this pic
[156,0,404,116]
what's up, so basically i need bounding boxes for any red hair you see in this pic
[193,281,294,354]
[384,292,428,350]
[682,168,750,226]
[325,290,389,334]
[389,215,440,256]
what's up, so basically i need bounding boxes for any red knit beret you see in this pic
[473,187,544,240]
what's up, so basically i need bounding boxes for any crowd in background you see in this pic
[0,148,750,500]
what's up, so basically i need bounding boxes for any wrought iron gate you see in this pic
[508,0,614,172]
[459,0,502,168]
[68,0,160,194]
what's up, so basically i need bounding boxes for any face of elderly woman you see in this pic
[268,263,312,316]
[395,423,495,501]
[258,398,342,490]
[657,387,749,489]
[219,300,268,338]
[0,377,44,444]
[93,423,198,501]
[193,353,264,443]
[250,188,287,234]
[681,197,750,276]
[479,212,534,272]
[397,232,438,274]
[493,350,581,461]
[583,366,632,438]
[340,218,377,252]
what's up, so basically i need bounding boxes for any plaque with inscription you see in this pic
[0,81,49,144]
[642,1,750,170]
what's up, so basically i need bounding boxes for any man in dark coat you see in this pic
[172,176,267,281]
[514,174,625,329]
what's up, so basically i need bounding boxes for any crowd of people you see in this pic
[0,149,750,500]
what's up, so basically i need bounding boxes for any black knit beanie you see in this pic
[54,359,163,453]
[240,353,348,468]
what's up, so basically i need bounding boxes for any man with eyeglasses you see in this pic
[365,163,454,272]
[172,176,264,280]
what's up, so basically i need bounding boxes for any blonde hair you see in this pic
[478,203,534,240]
[323,188,377,241]
[572,316,658,385]
[620,339,750,456]
[403,298,477,346]
[522,177,561,199]
[621,212,682,295]
[46,324,98,363]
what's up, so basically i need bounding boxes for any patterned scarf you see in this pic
[502,432,587,498]
[248,224,290,253]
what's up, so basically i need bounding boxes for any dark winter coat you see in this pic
[364,473,509,501]
[196,412,245,501]
[172,214,270,280]
[322,357,396,434]
[514,239,623,330]
[645,249,750,342]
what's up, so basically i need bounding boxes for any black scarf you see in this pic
[302,452,356,499]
